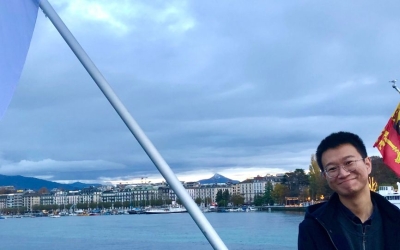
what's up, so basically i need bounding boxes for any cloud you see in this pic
[1,0,400,184]
[0,158,124,177]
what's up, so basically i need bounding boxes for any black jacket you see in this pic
[298,192,400,250]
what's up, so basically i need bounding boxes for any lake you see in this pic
[0,211,304,250]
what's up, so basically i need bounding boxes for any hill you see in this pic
[0,174,101,191]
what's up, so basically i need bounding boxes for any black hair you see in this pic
[316,131,367,171]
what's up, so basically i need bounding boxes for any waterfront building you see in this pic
[41,193,54,206]
[6,193,23,208]
[0,173,289,211]
[186,184,233,203]
[66,191,80,205]
[238,179,253,204]
[80,187,102,204]
[0,194,7,209]
[130,184,159,206]
[53,190,68,206]
[23,192,40,211]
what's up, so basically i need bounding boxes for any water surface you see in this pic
[0,211,304,249]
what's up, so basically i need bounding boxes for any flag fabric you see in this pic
[0,0,41,119]
[374,102,400,177]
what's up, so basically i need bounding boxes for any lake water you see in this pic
[0,211,304,250]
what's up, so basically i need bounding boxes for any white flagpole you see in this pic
[38,1,228,249]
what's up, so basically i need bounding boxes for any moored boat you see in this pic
[378,182,400,209]
[145,206,187,214]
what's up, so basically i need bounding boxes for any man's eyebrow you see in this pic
[324,155,356,166]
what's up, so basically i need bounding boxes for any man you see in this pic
[298,131,400,250]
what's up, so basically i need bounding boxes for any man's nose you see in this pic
[337,165,350,177]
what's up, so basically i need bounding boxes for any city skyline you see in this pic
[1,1,399,185]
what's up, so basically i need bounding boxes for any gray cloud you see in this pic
[1,0,400,184]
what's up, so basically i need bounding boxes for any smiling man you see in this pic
[298,131,400,250]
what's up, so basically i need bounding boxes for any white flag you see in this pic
[0,0,41,119]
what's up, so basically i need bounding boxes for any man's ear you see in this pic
[365,157,372,174]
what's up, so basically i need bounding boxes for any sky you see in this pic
[1,0,400,185]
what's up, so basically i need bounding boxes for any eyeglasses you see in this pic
[323,158,365,178]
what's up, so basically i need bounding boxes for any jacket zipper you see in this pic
[362,225,366,250]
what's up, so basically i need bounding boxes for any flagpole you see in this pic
[38,1,228,249]
[390,80,400,94]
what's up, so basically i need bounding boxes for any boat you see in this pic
[378,182,400,208]
[49,214,61,218]
[247,206,257,212]
[144,206,187,214]
[127,208,144,214]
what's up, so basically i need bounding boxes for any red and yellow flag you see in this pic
[374,102,400,177]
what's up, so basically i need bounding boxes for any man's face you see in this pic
[321,143,371,197]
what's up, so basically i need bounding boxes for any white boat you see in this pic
[49,214,61,218]
[378,182,400,209]
[145,206,187,214]
[246,206,257,212]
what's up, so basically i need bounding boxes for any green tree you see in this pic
[284,169,309,197]
[253,195,264,206]
[77,203,86,209]
[123,201,130,208]
[114,201,123,208]
[215,190,229,207]
[204,197,212,206]
[103,202,112,209]
[263,181,274,205]
[215,190,223,203]
[194,197,203,205]
[88,202,97,209]
[309,154,332,200]
[230,194,244,206]
[222,190,230,203]
[271,183,288,205]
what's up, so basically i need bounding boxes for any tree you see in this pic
[77,203,87,209]
[38,187,49,194]
[204,197,212,206]
[370,156,400,186]
[222,190,230,203]
[89,202,97,209]
[263,181,274,205]
[215,190,229,207]
[215,190,223,203]
[230,194,244,206]
[284,169,309,197]
[253,195,264,206]
[308,154,332,200]
[194,197,203,205]
[114,201,123,208]
[123,201,130,208]
[271,183,288,205]
[103,202,112,209]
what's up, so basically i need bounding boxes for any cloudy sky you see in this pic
[1,0,400,185]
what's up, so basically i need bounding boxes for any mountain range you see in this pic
[0,174,100,191]
[0,173,239,191]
